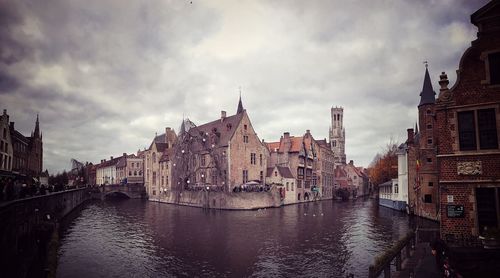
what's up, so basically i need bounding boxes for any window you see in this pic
[427,124,432,129]
[427,157,432,163]
[201,171,206,183]
[297,168,304,178]
[286,182,289,191]
[152,153,156,163]
[297,180,302,188]
[243,135,249,143]
[458,109,498,151]
[478,108,498,149]
[244,124,247,130]
[260,171,263,181]
[259,154,262,166]
[424,194,432,203]
[161,176,164,186]
[428,182,433,187]
[291,183,294,191]
[3,128,6,139]
[129,171,132,176]
[243,170,248,183]
[153,172,156,185]
[394,183,398,194]
[458,111,476,150]
[1,141,3,151]
[488,52,500,85]
[201,155,206,166]
[166,176,168,185]
[476,187,500,233]
[153,190,156,196]
[427,137,433,145]
[250,153,256,164]
[274,171,278,177]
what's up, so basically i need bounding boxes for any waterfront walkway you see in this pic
[393,241,440,278]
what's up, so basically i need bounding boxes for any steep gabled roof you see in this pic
[188,112,244,148]
[419,67,436,107]
[266,142,280,152]
[266,166,295,179]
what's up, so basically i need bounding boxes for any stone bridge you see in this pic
[97,183,146,199]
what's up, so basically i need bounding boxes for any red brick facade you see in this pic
[435,1,500,239]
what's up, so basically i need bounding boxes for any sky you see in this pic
[0,0,491,173]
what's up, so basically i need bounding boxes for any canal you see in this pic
[57,199,432,277]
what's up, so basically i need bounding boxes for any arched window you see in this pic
[152,152,156,163]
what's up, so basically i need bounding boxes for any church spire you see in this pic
[34,114,40,138]
[415,122,419,134]
[237,90,244,114]
[419,63,436,107]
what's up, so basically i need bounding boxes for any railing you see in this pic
[368,231,415,278]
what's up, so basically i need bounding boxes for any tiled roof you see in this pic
[183,112,244,149]
[334,167,347,178]
[266,166,295,179]
[277,166,294,179]
[159,148,174,162]
[266,142,280,152]
[97,157,121,169]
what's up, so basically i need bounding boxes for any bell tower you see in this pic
[329,106,346,165]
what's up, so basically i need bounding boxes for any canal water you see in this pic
[57,199,428,277]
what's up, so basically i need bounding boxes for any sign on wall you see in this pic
[447,205,465,218]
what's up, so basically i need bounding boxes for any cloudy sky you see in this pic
[1,0,491,173]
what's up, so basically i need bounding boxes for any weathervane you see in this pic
[423,61,428,68]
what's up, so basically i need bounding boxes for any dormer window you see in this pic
[488,52,500,85]
[482,50,500,86]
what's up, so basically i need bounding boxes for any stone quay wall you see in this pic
[153,187,283,210]
[0,188,91,278]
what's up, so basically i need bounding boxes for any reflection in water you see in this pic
[57,199,432,277]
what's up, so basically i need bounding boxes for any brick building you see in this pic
[402,67,440,221]
[435,0,500,239]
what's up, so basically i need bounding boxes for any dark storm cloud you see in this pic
[0,0,492,172]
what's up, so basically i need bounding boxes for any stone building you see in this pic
[144,128,177,200]
[0,110,43,183]
[435,1,500,239]
[316,139,335,199]
[343,160,370,198]
[266,165,296,204]
[329,106,346,165]
[0,110,13,176]
[96,156,120,185]
[171,98,269,193]
[267,130,326,202]
[116,153,144,185]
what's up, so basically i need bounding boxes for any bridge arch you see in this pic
[104,191,131,199]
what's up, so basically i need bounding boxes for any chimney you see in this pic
[283,132,290,139]
[349,160,354,165]
[407,128,414,144]
[123,153,127,157]
[110,156,113,160]
[221,111,227,120]
[306,129,310,135]
[2,109,6,115]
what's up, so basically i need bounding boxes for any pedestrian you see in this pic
[431,237,446,270]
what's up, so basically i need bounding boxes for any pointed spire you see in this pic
[34,114,40,138]
[415,122,419,134]
[419,64,436,107]
[237,88,244,114]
